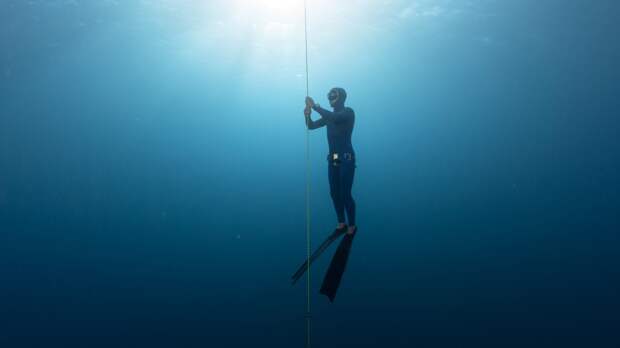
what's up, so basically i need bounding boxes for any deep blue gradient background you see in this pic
[1,1,619,347]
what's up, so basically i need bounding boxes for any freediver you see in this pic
[291,88,358,302]
[304,87,357,236]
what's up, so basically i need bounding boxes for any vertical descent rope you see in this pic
[303,1,311,347]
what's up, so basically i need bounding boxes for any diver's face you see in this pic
[328,90,339,107]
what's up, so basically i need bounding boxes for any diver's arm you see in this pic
[312,105,353,124]
[305,112,326,130]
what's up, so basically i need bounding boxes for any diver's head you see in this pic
[327,87,347,109]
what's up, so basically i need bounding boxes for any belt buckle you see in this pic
[331,153,340,166]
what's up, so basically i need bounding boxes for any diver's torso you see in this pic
[326,109,355,156]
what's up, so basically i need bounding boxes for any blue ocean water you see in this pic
[1,1,619,347]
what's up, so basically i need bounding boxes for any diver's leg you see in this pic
[328,164,346,227]
[342,163,356,234]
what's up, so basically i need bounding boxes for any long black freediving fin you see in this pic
[319,227,357,302]
[291,226,347,285]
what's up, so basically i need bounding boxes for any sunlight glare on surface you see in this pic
[176,0,370,83]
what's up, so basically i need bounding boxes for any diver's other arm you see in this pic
[305,96,326,129]
[304,107,326,129]
[312,105,352,124]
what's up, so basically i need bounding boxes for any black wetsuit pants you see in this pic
[328,160,356,226]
